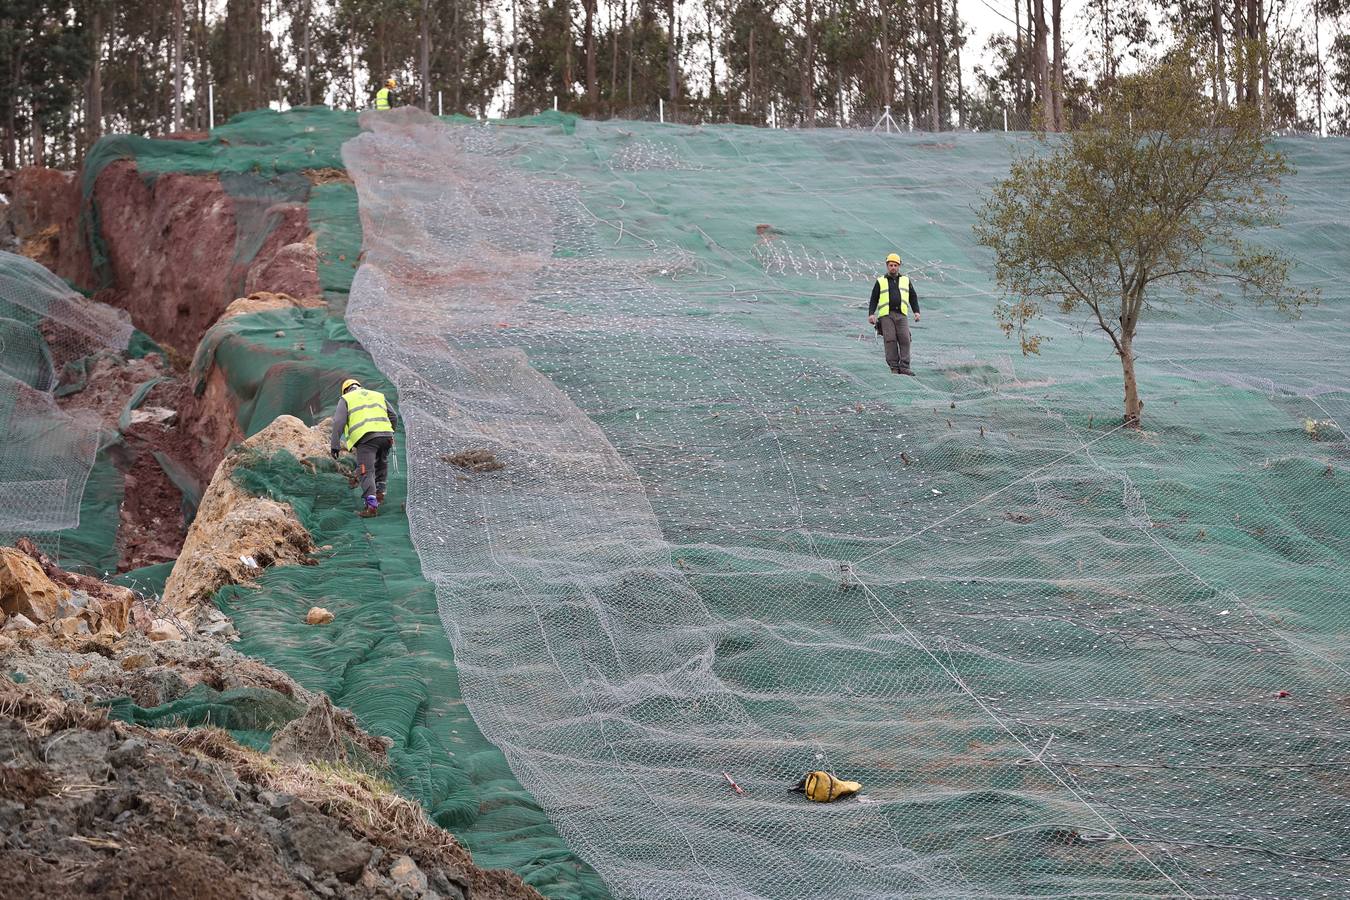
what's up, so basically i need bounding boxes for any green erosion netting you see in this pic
[0,250,132,562]
[67,106,604,896]
[342,109,1349,898]
[77,107,362,290]
[103,684,306,751]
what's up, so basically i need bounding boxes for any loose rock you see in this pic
[306,606,335,626]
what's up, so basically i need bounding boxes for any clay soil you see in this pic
[55,354,215,573]
[116,378,206,572]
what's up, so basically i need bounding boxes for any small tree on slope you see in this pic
[973,58,1315,428]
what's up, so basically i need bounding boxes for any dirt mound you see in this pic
[6,166,83,279]
[0,677,541,900]
[218,289,326,323]
[161,415,329,614]
[245,239,323,301]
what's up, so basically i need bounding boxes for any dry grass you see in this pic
[302,167,353,185]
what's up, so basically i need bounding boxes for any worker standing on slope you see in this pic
[375,77,397,110]
[330,378,398,518]
[867,253,921,376]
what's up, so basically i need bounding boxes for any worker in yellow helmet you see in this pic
[867,252,922,375]
[375,77,397,111]
[330,377,398,517]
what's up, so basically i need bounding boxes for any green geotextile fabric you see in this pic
[443,109,579,135]
[102,684,305,751]
[307,182,362,312]
[189,306,367,435]
[78,107,360,288]
[215,433,607,897]
[45,437,124,576]
[111,559,173,598]
[57,107,608,897]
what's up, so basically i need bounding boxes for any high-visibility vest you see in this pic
[375,88,392,110]
[876,275,911,317]
[341,387,393,450]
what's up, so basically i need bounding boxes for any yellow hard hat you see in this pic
[885,253,902,265]
[340,378,362,394]
[385,77,397,89]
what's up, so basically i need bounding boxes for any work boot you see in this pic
[359,495,379,518]
[376,491,385,504]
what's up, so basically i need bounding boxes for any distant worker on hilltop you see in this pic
[330,377,398,518]
[867,253,921,376]
[375,77,397,110]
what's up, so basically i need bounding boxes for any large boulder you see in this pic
[161,415,330,614]
[0,547,68,623]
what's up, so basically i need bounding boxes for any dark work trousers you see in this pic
[354,434,393,500]
[880,312,913,372]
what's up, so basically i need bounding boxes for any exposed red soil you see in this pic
[88,160,318,354]
[54,354,218,572]
[6,166,85,280]
[117,379,204,571]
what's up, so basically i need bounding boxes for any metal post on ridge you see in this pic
[872,105,901,134]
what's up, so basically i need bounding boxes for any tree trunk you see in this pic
[585,0,598,107]
[1212,0,1225,104]
[31,112,44,167]
[749,26,757,112]
[1033,0,1049,129]
[705,0,715,105]
[930,0,941,131]
[421,0,431,109]
[196,0,207,126]
[1013,0,1023,115]
[1120,335,1142,427]
[88,6,104,146]
[1252,0,1263,118]
[952,0,963,126]
[303,0,312,105]
[802,0,814,125]
[874,1,885,106]
[173,1,184,131]
[1314,0,1323,133]
[564,0,574,95]
[1051,0,1063,130]
[667,0,678,114]
[611,0,621,106]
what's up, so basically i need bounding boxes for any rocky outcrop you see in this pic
[161,415,330,614]
[2,541,148,641]
[0,547,68,624]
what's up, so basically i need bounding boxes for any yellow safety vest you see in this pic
[341,387,393,450]
[876,275,911,318]
[375,88,392,110]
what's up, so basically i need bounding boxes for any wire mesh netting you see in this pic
[0,250,132,544]
[342,109,1349,898]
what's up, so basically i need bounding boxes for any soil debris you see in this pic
[0,674,541,900]
[441,449,505,473]
[303,167,353,185]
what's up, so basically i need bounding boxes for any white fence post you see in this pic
[659,97,664,123]
[208,83,214,129]
[553,96,558,111]
[438,91,443,116]
[1003,108,1008,132]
